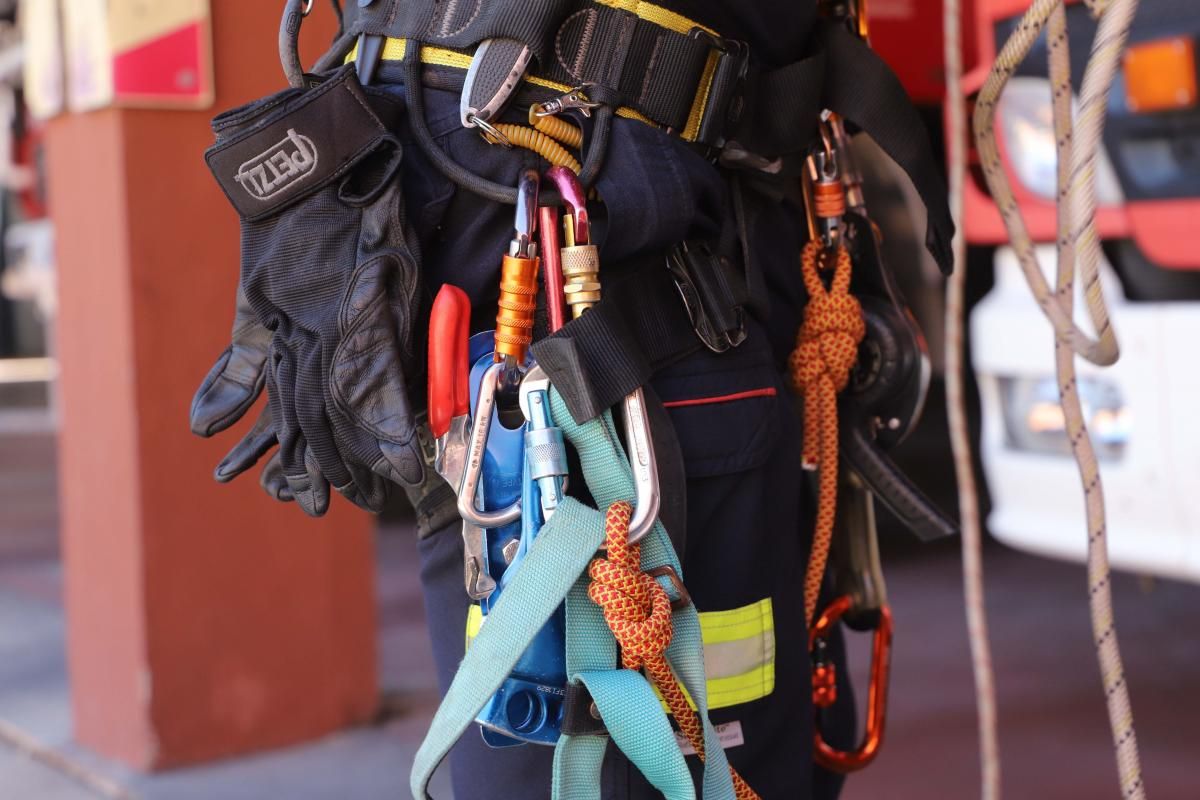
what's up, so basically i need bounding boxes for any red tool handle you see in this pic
[428,284,471,439]
[540,205,566,332]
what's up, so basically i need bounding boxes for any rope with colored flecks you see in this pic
[973,0,1145,796]
[588,501,760,800]
[789,241,865,627]
[942,0,1002,793]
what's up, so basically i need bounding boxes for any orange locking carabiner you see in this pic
[809,595,893,773]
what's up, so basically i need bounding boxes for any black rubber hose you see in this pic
[313,33,358,73]
[403,46,613,207]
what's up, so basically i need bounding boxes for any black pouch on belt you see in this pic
[193,64,425,518]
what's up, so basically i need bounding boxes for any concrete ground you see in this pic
[1,430,1197,799]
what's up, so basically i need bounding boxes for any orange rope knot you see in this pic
[588,502,760,800]
[788,241,865,627]
[587,501,676,670]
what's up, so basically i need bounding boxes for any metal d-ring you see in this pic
[467,114,514,148]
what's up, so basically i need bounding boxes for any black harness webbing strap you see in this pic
[531,266,700,424]
[818,23,955,274]
[732,23,953,274]
[732,53,827,162]
[346,0,574,63]
[535,9,713,133]
[346,1,723,134]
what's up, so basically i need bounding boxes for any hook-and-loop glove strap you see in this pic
[197,65,425,516]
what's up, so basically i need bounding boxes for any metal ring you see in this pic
[302,0,315,16]
[468,114,513,148]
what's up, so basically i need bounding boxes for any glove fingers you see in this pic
[337,463,391,514]
[214,404,277,483]
[287,447,331,517]
[293,347,355,492]
[321,396,397,513]
[259,451,293,502]
[190,287,272,437]
[271,346,330,517]
[190,345,267,437]
[330,257,425,488]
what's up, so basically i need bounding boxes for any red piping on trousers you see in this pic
[661,387,778,409]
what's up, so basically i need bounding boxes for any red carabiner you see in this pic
[809,595,893,773]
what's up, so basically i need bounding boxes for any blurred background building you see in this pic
[0,1,1196,798]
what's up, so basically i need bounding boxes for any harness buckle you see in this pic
[689,30,751,152]
[645,566,692,611]
[534,85,602,119]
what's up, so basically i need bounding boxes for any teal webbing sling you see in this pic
[409,388,736,800]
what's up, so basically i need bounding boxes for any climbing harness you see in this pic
[407,162,756,799]
[958,1,1148,797]
[260,1,962,796]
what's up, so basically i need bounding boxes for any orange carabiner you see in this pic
[809,595,893,773]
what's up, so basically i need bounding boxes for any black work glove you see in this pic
[189,285,348,514]
[194,65,424,515]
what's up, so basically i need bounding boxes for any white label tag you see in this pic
[675,721,745,756]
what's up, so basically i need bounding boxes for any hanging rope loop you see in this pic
[588,501,761,800]
[789,241,865,625]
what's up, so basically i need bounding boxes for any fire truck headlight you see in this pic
[998,374,1131,461]
[997,77,1125,206]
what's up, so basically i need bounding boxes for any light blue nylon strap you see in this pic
[408,495,606,799]
[575,670,696,800]
[547,391,736,800]
[409,388,737,800]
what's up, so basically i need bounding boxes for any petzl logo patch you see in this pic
[234,129,318,201]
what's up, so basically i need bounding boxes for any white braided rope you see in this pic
[972,1,1146,797]
[942,0,1002,796]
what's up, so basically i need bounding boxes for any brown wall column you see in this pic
[47,4,378,769]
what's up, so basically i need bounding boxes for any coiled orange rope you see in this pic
[588,501,760,800]
[789,241,865,627]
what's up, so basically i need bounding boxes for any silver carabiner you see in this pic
[622,387,661,544]
[457,363,522,528]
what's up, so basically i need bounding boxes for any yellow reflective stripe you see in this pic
[464,597,775,710]
[699,598,775,709]
[699,597,774,647]
[703,632,776,680]
[590,0,716,36]
[465,604,484,652]
[706,662,776,709]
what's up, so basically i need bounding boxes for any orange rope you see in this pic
[789,241,865,629]
[588,502,760,800]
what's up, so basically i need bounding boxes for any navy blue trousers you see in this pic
[387,76,856,799]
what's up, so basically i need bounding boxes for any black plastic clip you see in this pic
[666,241,748,354]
